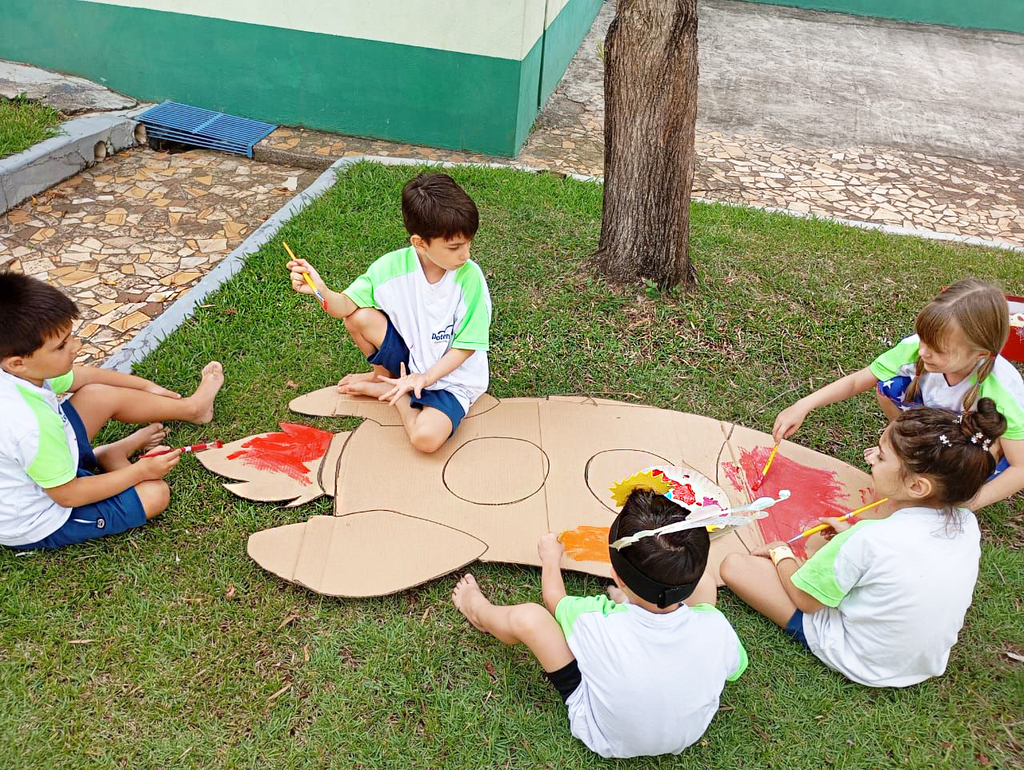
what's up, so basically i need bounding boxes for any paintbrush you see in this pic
[751,443,780,492]
[140,441,223,459]
[284,240,327,309]
[787,497,890,542]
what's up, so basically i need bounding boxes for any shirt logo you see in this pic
[431,321,456,344]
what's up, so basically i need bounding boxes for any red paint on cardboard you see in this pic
[227,423,332,484]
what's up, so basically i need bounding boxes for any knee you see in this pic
[409,426,446,454]
[344,307,382,334]
[73,382,112,401]
[508,603,552,639]
[137,480,170,520]
[719,553,743,585]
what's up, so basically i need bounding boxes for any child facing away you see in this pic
[287,172,491,454]
[0,272,225,550]
[722,400,1005,688]
[773,278,1024,510]
[452,489,747,759]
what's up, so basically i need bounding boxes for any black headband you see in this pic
[607,515,700,609]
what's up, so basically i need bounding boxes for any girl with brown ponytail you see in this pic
[721,401,1007,687]
[772,278,1024,510]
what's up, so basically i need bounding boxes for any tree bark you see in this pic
[592,0,699,289]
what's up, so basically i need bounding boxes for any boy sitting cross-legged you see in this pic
[452,489,748,759]
[287,172,491,453]
[0,271,224,550]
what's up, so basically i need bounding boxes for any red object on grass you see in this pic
[1004,295,1024,363]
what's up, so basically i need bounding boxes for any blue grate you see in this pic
[137,101,277,158]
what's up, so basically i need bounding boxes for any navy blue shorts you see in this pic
[11,401,147,551]
[367,316,466,436]
[545,658,582,703]
[783,609,810,649]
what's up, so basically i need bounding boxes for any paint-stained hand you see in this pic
[538,532,565,564]
[378,362,429,406]
[287,257,326,296]
[772,403,809,443]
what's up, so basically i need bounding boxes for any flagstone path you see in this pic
[0,147,317,365]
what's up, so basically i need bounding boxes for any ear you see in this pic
[610,567,627,591]
[905,473,935,502]
[1,355,26,375]
[410,234,426,251]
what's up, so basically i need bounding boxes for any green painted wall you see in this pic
[741,0,1024,34]
[0,0,600,156]
[539,0,604,107]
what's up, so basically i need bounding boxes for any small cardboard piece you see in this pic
[200,389,873,597]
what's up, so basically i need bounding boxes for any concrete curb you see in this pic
[0,109,141,214]
[103,152,1022,373]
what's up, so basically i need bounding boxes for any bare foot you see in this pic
[606,585,629,604]
[94,423,166,471]
[185,362,224,424]
[452,574,491,633]
[342,379,392,399]
[337,371,379,392]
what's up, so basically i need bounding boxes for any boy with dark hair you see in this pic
[0,271,224,550]
[288,172,491,453]
[451,484,748,759]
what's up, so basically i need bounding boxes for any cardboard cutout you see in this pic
[199,389,874,597]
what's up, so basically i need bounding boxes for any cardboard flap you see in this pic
[289,390,501,425]
[249,513,487,597]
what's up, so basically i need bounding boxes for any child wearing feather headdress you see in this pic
[451,468,747,759]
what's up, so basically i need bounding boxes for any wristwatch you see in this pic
[769,545,796,566]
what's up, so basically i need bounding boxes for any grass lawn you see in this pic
[0,94,62,160]
[2,163,1022,768]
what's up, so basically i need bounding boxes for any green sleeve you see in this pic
[869,336,919,381]
[791,522,876,607]
[18,386,76,488]
[690,603,748,680]
[555,595,627,639]
[49,370,74,395]
[342,247,418,310]
[451,263,491,351]
[980,373,1024,441]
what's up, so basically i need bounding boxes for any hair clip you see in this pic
[982,438,993,451]
[970,432,984,444]
[939,434,951,446]
[954,413,963,424]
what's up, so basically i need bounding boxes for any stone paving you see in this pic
[258,1,1024,250]
[0,146,317,365]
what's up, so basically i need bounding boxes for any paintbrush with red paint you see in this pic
[140,441,223,459]
[751,443,780,492]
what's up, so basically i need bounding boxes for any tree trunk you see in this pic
[592,0,699,289]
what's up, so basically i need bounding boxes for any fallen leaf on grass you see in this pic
[420,607,431,622]
[285,380,299,389]
[484,662,497,681]
[303,645,310,663]
[68,639,98,645]
[277,611,300,630]
[224,583,236,600]
[1005,651,1024,663]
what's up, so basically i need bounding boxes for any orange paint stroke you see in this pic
[561,525,611,564]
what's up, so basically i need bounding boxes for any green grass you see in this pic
[2,163,1022,768]
[0,94,62,160]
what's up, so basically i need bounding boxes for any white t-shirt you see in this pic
[0,368,78,546]
[792,507,980,688]
[870,334,1024,440]
[344,246,491,413]
[554,595,747,758]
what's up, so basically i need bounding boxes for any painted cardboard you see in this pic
[199,389,874,597]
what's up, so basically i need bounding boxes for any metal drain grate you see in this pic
[137,101,277,158]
